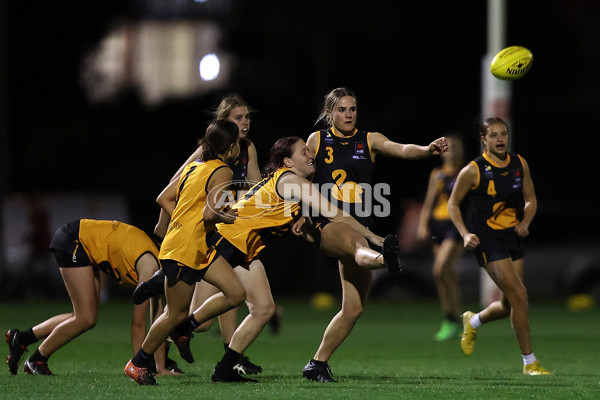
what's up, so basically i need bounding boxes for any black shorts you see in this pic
[308,216,329,245]
[473,228,524,267]
[49,220,92,268]
[159,259,209,286]
[429,219,461,245]
[208,231,252,269]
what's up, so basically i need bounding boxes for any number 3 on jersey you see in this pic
[324,146,334,164]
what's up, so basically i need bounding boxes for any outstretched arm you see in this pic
[278,173,383,246]
[369,132,448,160]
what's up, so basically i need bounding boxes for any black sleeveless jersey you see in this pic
[468,152,525,236]
[312,128,375,227]
[227,138,250,192]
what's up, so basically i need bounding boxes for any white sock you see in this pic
[469,313,482,329]
[522,352,537,366]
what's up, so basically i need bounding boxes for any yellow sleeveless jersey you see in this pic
[215,167,301,261]
[159,159,229,270]
[78,219,158,286]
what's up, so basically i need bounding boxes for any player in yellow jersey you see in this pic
[448,117,551,375]
[136,94,265,374]
[5,219,174,376]
[166,136,400,383]
[153,94,261,237]
[417,134,466,341]
[125,119,246,386]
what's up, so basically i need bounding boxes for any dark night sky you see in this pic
[4,0,600,242]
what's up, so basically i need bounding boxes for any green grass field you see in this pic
[1,298,599,399]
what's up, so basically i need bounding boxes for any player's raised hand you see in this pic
[429,137,448,155]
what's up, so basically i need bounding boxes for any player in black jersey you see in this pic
[448,117,551,375]
[301,87,448,382]
[417,134,465,341]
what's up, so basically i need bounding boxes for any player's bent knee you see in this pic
[254,302,276,323]
[166,308,190,325]
[230,288,246,306]
[504,285,528,308]
[513,290,529,308]
[342,303,364,320]
[263,302,276,319]
[76,315,98,331]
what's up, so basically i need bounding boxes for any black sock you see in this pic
[30,349,49,362]
[132,349,154,368]
[19,328,38,347]
[223,343,244,359]
[176,315,200,336]
[220,347,241,368]
[312,359,327,366]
